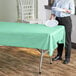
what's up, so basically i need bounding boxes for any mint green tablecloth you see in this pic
[0,22,65,56]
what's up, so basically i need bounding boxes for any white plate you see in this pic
[52,7,65,12]
[45,20,58,27]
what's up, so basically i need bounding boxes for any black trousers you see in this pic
[56,16,72,59]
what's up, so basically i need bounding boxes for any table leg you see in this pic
[37,49,49,74]
[50,56,53,64]
[39,50,43,74]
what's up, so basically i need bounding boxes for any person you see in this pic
[50,0,75,64]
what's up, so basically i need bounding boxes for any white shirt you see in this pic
[51,0,75,17]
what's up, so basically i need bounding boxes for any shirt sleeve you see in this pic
[69,0,75,14]
[51,1,56,14]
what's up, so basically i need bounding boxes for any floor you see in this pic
[0,46,76,76]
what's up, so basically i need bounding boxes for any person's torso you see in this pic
[53,0,71,17]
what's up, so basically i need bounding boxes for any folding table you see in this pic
[0,22,65,73]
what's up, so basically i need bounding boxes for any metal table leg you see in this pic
[39,50,43,74]
[38,49,49,74]
[50,56,53,64]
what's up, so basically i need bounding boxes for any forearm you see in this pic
[63,8,75,14]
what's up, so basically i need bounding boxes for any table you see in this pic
[0,22,65,73]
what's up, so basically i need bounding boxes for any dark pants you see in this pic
[56,16,72,59]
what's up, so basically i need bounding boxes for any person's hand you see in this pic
[49,14,55,20]
[63,8,71,14]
